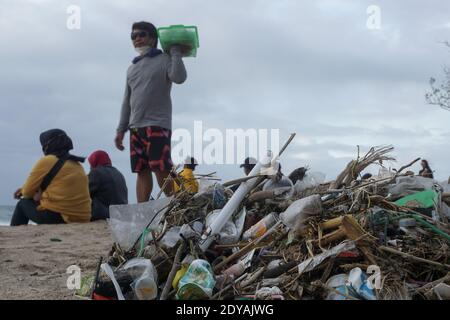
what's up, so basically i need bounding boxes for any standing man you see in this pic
[115,21,187,202]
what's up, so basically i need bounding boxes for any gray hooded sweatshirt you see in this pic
[117,48,187,133]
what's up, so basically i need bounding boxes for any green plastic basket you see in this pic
[157,25,199,57]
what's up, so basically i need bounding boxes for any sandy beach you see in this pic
[0,221,112,300]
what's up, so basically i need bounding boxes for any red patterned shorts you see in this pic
[130,126,173,173]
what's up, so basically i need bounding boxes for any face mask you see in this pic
[135,46,151,55]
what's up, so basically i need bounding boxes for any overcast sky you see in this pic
[1,0,449,205]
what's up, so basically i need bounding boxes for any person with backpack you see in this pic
[10,129,91,226]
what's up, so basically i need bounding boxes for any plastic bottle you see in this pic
[172,265,189,290]
[222,261,246,279]
[134,277,158,300]
[243,213,279,240]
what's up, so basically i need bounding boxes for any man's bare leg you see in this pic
[137,169,153,202]
[155,170,173,196]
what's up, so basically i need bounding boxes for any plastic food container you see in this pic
[325,274,350,300]
[157,25,200,57]
[177,259,215,300]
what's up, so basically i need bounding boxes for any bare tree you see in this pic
[425,42,450,111]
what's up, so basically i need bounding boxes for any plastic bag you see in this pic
[263,176,294,191]
[442,183,450,193]
[294,172,326,194]
[100,263,126,300]
[280,194,322,229]
[108,198,172,251]
[192,183,227,209]
[205,207,246,244]
[262,176,294,202]
[255,286,283,300]
[206,210,236,244]
[325,274,351,300]
[388,176,436,199]
[123,258,158,300]
[211,183,227,209]
[159,226,182,249]
[180,221,204,239]
[394,190,438,209]
[442,203,450,219]
[347,267,377,300]
[177,259,216,300]
[377,167,395,180]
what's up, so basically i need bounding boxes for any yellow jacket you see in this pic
[21,155,91,223]
[173,168,199,194]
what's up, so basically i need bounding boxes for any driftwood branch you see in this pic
[213,221,283,273]
[160,242,185,300]
[379,246,450,269]
[330,145,395,190]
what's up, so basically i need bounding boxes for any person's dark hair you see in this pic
[39,129,85,163]
[132,21,158,48]
[421,159,432,170]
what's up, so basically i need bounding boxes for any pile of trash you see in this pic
[85,142,450,300]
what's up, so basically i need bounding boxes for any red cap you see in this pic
[88,150,112,168]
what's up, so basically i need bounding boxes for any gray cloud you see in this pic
[1,0,450,205]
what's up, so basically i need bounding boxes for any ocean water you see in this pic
[0,205,14,226]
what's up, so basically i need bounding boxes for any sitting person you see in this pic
[88,150,128,221]
[11,129,91,226]
[419,159,434,179]
[172,157,199,194]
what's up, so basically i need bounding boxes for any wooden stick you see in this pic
[214,243,268,249]
[224,134,296,190]
[213,221,283,273]
[222,174,265,187]
[157,165,181,199]
[90,256,103,299]
[379,246,450,269]
[395,157,421,174]
[160,242,185,300]
[321,176,397,195]
[320,216,345,230]
[416,272,450,293]
[277,133,296,157]
[195,172,217,177]
[211,273,248,300]
[239,267,266,288]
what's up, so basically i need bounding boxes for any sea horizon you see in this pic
[0,205,14,226]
